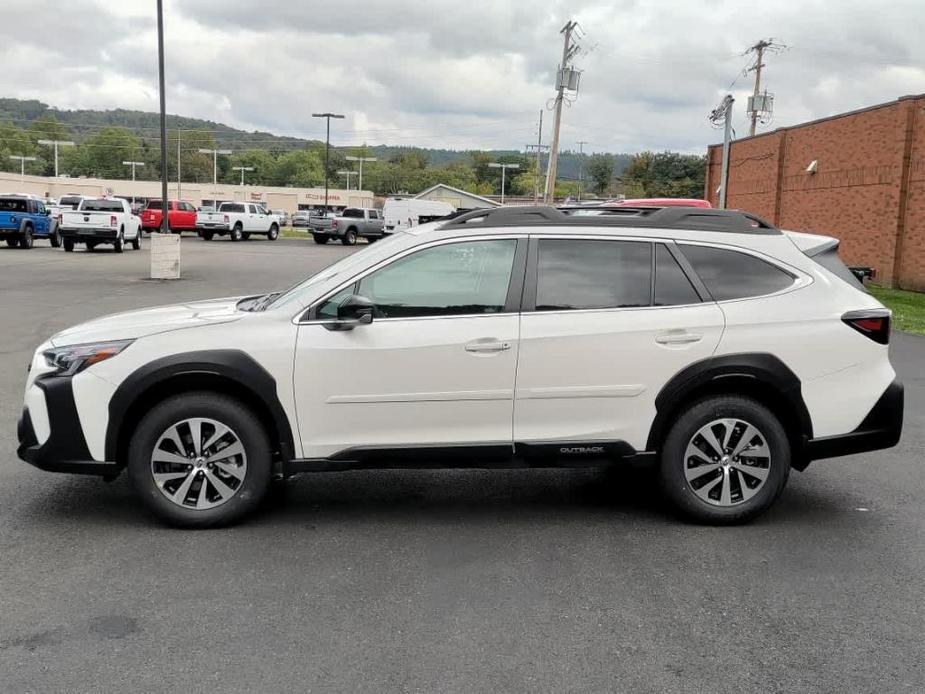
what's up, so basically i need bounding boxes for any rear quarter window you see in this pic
[810,246,866,290]
[680,244,795,301]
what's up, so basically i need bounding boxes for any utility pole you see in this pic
[156,0,169,233]
[36,139,75,178]
[576,140,588,202]
[176,128,181,199]
[709,95,735,209]
[198,148,232,185]
[233,166,254,186]
[488,162,520,205]
[745,39,783,136]
[312,112,345,212]
[9,155,36,185]
[345,155,376,191]
[337,170,357,190]
[544,20,581,203]
[122,161,145,205]
[525,109,549,203]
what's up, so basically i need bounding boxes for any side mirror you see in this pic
[329,294,374,331]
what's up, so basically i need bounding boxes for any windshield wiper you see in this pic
[253,292,281,312]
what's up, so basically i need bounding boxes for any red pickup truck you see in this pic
[140,200,198,234]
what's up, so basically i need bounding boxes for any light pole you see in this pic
[337,170,357,190]
[198,148,233,185]
[576,140,588,202]
[488,162,520,205]
[345,155,376,191]
[312,112,345,212]
[156,0,169,233]
[9,155,37,185]
[37,140,75,178]
[233,166,254,186]
[122,161,145,205]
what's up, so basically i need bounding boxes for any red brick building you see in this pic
[705,94,925,290]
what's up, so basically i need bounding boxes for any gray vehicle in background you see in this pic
[309,207,384,245]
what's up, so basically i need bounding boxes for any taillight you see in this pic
[110,215,117,227]
[224,214,229,223]
[842,309,891,344]
[332,220,338,229]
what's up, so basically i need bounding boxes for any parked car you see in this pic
[196,202,280,241]
[0,195,60,248]
[291,210,314,227]
[310,207,384,245]
[17,205,903,527]
[59,197,142,252]
[271,209,290,227]
[382,198,455,233]
[605,198,713,208]
[140,199,198,234]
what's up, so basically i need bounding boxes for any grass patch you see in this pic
[279,227,311,239]
[869,284,925,335]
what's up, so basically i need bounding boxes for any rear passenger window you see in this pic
[536,239,651,311]
[680,245,794,301]
[655,244,700,306]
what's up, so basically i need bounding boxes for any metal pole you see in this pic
[749,43,766,137]
[156,0,169,232]
[177,129,181,199]
[719,95,734,210]
[324,118,330,209]
[501,165,506,205]
[213,150,218,185]
[577,140,588,202]
[53,142,58,178]
[536,110,543,203]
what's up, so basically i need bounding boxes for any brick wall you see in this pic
[706,94,925,289]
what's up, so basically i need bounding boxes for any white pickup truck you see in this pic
[196,201,280,242]
[59,198,142,253]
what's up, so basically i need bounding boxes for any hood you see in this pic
[50,296,248,346]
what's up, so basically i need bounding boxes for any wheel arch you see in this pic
[646,353,813,469]
[106,350,295,467]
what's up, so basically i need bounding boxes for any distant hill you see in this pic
[0,98,631,180]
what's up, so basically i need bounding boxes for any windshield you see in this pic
[59,196,83,209]
[0,198,28,212]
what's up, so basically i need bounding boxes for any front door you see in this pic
[514,237,725,453]
[293,237,525,460]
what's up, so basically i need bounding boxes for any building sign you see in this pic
[304,192,345,202]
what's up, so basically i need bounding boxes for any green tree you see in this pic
[63,127,143,179]
[0,121,39,175]
[273,149,324,187]
[621,151,706,199]
[587,154,615,195]
[28,116,72,176]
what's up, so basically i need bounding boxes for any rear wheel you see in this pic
[5,239,16,248]
[63,239,74,252]
[19,225,33,249]
[658,395,790,525]
[127,392,272,527]
[131,231,141,250]
[230,224,243,242]
[113,229,124,253]
[267,224,279,241]
[201,231,214,241]
[86,241,97,252]
[342,228,357,246]
[49,225,62,248]
[312,233,328,244]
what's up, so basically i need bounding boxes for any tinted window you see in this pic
[680,245,794,301]
[342,208,364,218]
[220,203,245,213]
[811,246,866,290]
[81,200,124,212]
[356,239,517,318]
[655,244,700,306]
[0,198,28,212]
[59,196,83,209]
[535,239,651,311]
[315,286,356,320]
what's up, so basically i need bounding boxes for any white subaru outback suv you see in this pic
[18,205,903,527]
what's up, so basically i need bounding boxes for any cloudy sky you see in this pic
[4,0,923,154]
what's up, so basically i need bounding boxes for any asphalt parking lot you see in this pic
[1,237,923,692]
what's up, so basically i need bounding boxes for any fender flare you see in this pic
[645,352,813,453]
[105,349,295,463]
[19,218,33,235]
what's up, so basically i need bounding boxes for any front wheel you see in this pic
[267,224,279,241]
[230,224,243,242]
[658,395,790,525]
[127,392,272,527]
[341,228,357,246]
[49,226,62,248]
[5,239,16,248]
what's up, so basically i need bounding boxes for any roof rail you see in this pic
[439,205,779,235]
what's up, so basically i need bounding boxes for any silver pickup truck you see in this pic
[310,207,384,245]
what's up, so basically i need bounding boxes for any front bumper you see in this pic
[60,227,119,241]
[17,374,119,476]
[803,379,904,463]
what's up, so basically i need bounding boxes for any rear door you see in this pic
[513,236,725,454]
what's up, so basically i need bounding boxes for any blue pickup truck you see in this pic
[0,195,61,249]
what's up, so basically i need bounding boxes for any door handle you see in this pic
[655,331,703,345]
[465,339,512,353]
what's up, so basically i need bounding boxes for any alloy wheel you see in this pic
[150,417,248,510]
[682,418,771,506]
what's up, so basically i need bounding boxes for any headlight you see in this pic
[43,340,134,376]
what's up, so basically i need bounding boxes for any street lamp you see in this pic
[233,166,254,186]
[9,155,37,185]
[488,162,520,204]
[122,161,145,205]
[37,140,75,178]
[198,148,233,184]
[312,112,345,212]
[345,155,377,191]
[337,170,357,190]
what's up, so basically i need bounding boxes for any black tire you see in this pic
[19,225,33,249]
[342,228,357,246]
[49,225,62,248]
[230,224,243,242]
[5,239,16,248]
[201,231,214,241]
[127,392,272,528]
[312,233,328,245]
[658,395,790,525]
[86,241,97,252]
[131,231,141,250]
[113,229,124,253]
[267,224,279,241]
[63,238,74,252]
[242,232,251,240]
